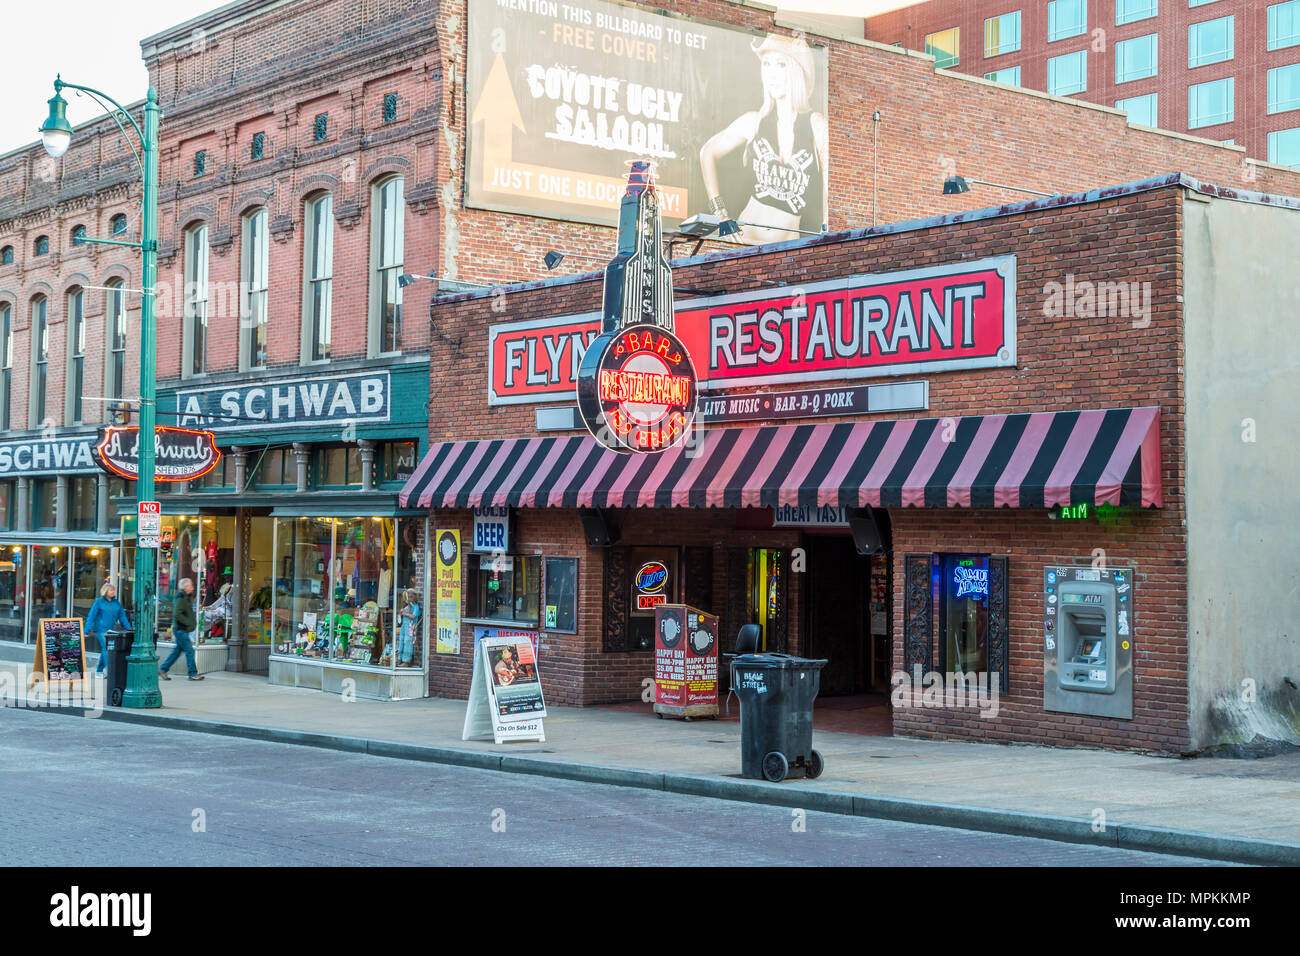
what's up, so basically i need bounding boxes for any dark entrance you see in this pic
[804,535,891,697]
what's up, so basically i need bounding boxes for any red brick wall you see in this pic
[420,180,1190,751]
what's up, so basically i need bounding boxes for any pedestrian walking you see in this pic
[86,583,131,676]
[160,577,204,681]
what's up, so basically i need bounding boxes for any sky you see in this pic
[0,0,925,157]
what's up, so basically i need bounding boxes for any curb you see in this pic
[18,703,1300,866]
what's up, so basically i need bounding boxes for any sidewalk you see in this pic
[3,653,1298,864]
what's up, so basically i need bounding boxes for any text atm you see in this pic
[1043,566,1133,719]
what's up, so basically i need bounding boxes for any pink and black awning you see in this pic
[400,406,1162,511]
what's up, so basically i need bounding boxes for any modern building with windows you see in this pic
[866,0,1300,168]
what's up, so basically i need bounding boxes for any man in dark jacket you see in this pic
[159,577,204,681]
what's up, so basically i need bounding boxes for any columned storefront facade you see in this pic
[146,357,432,698]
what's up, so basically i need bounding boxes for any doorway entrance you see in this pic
[804,535,891,697]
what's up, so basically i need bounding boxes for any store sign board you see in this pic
[490,256,1016,404]
[702,381,928,423]
[472,506,512,554]
[772,504,849,528]
[462,631,548,745]
[174,371,391,431]
[466,0,829,238]
[93,426,221,482]
[0,435,99,476]
[435,530,462,655]
[576,162,699,454]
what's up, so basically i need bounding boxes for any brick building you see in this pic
[402,172,1300,754]
[0,0,1296,727]
[864,0,1300,170]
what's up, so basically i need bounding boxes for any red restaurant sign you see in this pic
[489,256,1016,404]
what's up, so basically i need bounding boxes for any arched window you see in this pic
[71,225,87,246]
[241,208,269,370]
[304,193,333,361]
[184,224,209,377]
[110,214,127,236]
[106,280,127,400]
[67,287,85,423]
[31,297,49,426]
[0,302,11,430]
[34,236,49,256]
[370,176,404,355]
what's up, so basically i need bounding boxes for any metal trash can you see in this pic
[104,629,134,707]
[729,653,827,782]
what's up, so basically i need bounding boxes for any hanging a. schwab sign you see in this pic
[576,161,698,453]
[93,426,221,482]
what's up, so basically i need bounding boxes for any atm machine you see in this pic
[1043,566,1134,719]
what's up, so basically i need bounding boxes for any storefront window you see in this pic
[467,553,540,627]
[380,441,418,484]
[0,545,22,642]
[936,554,990,674]
[273,517,334,657]
[252,448,292,488]
[30,478,57,530]
[26,545,68,642]
[0,480,13,530]
[543,557,578,632]
[157,516,202,634]
[329,517,387,663]
[315,446,364,487]
[69,477,97,531]
[72,547,110,623]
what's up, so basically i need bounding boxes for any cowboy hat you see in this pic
[751,33,815,90]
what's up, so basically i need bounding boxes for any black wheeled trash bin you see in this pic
[729,653,827,782]
[104,629,134,707]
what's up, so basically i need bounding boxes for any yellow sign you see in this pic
[435,530,462,655]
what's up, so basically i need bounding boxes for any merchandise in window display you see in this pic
[345,603,381,663]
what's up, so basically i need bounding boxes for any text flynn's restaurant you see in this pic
[402,168,1298,755]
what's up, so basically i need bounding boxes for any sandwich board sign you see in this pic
[462,631,547,744]
[31,618,87,689]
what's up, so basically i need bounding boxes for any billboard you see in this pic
[488,256,1017,404]
[466,0,830,243]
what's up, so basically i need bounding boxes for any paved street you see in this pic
[0,709,1229,866]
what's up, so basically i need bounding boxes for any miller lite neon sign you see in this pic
[577,161,699,453]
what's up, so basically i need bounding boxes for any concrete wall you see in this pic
[1183,194,1300,752]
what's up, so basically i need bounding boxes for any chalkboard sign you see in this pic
[31,618,87,687]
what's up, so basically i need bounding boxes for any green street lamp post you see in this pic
[41,76,162,708]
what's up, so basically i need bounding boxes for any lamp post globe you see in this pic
[39,89,73,158]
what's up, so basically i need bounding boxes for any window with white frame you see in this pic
[925,27,959,68]
[1116,0,1157,25]
[1188,76,1234,128]
[1189,16,1234,67]
[984,12,1021,57]
[371,177,404,355]
[985,66,1022,86]
[1271,1,1300,51]
[31,297,48,427]
[67,288,85,423]
[1188,0,1220,6]
[1269,128,1300,166]
[1048,50,1088,95]
[1116,34,1158,83]
[107,280,126,401]
[1048,0,1087,41]
[1268,63,1300,113]
[242,208,269,370]
[1116,92,1159,127]
[304,193,333,362]
[183,224,208,377]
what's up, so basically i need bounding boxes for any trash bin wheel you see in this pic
[762,751,788,783]
[806,749,824,780]
[109,688,122,707]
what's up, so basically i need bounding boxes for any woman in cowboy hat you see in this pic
[699,33,828,245]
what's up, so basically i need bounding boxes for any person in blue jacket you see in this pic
[86,583,131,676]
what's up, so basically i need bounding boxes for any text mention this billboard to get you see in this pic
[467,0,830,244]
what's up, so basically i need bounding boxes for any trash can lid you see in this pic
[730,653,828,669]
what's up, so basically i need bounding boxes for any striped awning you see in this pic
[399,407,1162,511]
